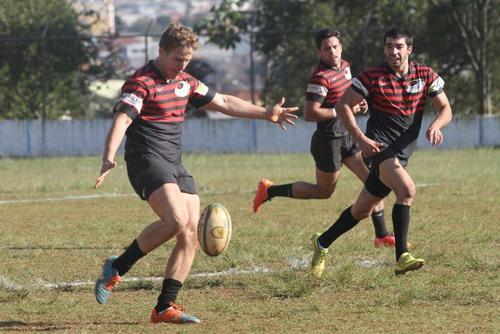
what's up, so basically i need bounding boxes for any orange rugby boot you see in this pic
[252,178,273,213]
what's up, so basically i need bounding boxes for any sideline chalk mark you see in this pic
[0,267,274,291]
[0,193,134,205]
[0,188,257,206]
[0,255,388,291]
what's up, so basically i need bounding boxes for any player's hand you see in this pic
[426,126,443,146]
[358,99,368,114]
[267,97,299,130]
[359,136,385,157]
[352,99,368,114]
[95,159,117,188]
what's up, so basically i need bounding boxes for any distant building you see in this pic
[113,35,158,71]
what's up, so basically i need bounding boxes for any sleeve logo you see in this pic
[121,93,143,112]
[307,84,328,96]
[194,82,209,96]
[429,77,445,94]
[175,81,191,97]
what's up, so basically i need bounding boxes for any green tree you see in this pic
[197,0,331,107]
[428,0,498,115]
[128,16,169,35]
[196,0,497,114]
[196,0,430,107]
[0,0,112,120]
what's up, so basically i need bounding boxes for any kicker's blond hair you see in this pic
[159,23,199,51]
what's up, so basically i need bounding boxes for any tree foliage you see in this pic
[428,0,499,114]
[197,0,498,114]
[0,0,114,120]
[128,16,171,35]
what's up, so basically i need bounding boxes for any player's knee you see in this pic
[395,184,416,204]
[317,188,334,199]
[317,184,335,199]
[162,212,189,234]
[176,218,198,247]
[373,201,384,212]
[351,204,371,220]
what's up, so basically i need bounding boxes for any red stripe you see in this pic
[372,96,427,107]
[149,99,188,109]
[139,115,184,123]
[374,93,426,102]
[309,76,328,86]
[371,100,426,115]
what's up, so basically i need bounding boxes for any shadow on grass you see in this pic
[0,320,140,332]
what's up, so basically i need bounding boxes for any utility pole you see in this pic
[145,19,153,63]
[41,19,51,157]
[249,11,257,104]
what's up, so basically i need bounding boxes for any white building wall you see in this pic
[0,116,499,158]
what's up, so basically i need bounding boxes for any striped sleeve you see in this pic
[351,71,370,98]
[113,79,149,120]
[426,68,445,97]
[305,75,328,104]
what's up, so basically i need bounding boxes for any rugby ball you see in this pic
[197,203,232,256]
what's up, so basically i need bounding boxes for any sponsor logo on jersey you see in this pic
[406,79,425,93]
[121,93,143,112]
[175,81,190,97]
[379,77,391,87]
[307,84,328,96]
[344,67,352,80]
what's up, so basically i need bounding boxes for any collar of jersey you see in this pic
[319,59,342,72]
[149,60,184,83]
[384,61,415,80]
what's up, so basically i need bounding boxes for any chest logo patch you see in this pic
[406,79,424,93]
[344,67,352,80]
[379,77,391,87]
[175,81,190,97]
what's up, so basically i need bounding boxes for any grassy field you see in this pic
[0,149,499,333]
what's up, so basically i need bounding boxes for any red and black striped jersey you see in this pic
[113,61,215,163]
[351,61,444,160]
[305,60,352,137]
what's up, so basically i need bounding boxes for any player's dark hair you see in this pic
[384,27,413,46]
[315,28,342,49]
[159,23,199,52]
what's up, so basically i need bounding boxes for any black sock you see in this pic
[112,239,146,276]
[392,204,410,261]
[318,206,360,248]
[371,209,388,238]
[155,278,183,313]
[268,184,294,199]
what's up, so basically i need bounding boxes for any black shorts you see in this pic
[364,147,409,198]
[125,153,197,201]
[310,132,360,173]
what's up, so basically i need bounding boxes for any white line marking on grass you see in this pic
[353,258,388,268]
[0,267,276,291]
[0,183,438,206]
[0,193,135,205]
[0,188,254,205]
[1,255,388,291]
[416,182,442,187]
